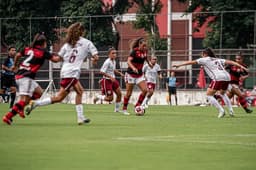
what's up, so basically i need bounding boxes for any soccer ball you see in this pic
[134,105,145,116]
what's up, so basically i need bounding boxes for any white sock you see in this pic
[145,97,150,104]
[35,98,52,107]
[97,94,105,100]
[207,95,224,113]
[115,102,121,110]
[76,104,84,119]
[220,94,233,112]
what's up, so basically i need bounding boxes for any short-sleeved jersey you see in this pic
[16,46,52,79]
[196,57,230,81]
[58,37,98,79]
[2,56,15,76]
[143,63,161,84]
[127,47,147,77]
[226,63,248,84]
[166,77,176,87]
[100,58,116,79]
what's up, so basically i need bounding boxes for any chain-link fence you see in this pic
[1,11,256,91]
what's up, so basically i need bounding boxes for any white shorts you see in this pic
[124,72,145,84]
[16,77,40,97]
[228,83,239,91]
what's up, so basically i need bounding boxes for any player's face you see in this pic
[109,50,117,59]
[8,48,16,57]
[151,57,157,64]
[235,56,242,63]
[139,42,147,51]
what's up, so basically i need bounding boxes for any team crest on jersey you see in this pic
[107,90,112,95]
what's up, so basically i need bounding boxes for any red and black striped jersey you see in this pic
[226,63,248,84]
[16,46,52,79]
[127,47,147,77]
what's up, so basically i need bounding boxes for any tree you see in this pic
[132,0,167,50]
[178,0,256,48]
[0,0,61,50]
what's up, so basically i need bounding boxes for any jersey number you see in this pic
[69,49,78,63]
[20,50,34,70]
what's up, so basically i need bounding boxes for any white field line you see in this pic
[115,134,256,147]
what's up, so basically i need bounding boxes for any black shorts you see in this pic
[168,86,176,95]
[1,74,16,89]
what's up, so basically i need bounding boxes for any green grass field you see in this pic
[0,103,256,170]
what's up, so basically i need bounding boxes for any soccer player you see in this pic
[2,33,61,125]
[226,53,253,113]
[141,56,162,108]
[166,71,178,106]
[1,46,17,108]
[93,47,124,112]
[122,37,150,115]
[173,48,248,118]
[26,22,99,125]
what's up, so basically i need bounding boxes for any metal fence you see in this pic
[0,11,256,90]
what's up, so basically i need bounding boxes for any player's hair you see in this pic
[129,37,145,50]
[236,52,244,58]
[65,22,85,47]
[108,47,116,55]
[8,46,15,51]
[203,48,216,58]
[31,33,47,48]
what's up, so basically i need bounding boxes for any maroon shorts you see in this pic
[209,80,229,90]
[60,78,78,91]
[147,82,156,91]
[100,78,120,96]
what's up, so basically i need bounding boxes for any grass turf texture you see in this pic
[0,103,256,170]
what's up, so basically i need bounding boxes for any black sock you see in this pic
[10,93,16,108]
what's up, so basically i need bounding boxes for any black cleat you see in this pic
[245,108,253,114]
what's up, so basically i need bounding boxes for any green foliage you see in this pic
[178,0,256,48]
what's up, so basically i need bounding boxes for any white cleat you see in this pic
[229,110,235,117]
[218,111,225,118]
[122,110,130,116]
[77,117,91,125]
[143,104,148,109]
[25,100,36,115]
[114,109,120,113]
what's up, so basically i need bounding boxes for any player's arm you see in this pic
[158,70,163,79]
[172,60,197,69]
[50,54,62,63]
[12,52,23,71]
[91,54,99,65]
[127,56,138,74]
[2,59,12,72]
[225,60,249,72]
[114,69,124,77]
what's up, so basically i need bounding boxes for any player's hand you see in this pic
[133,68,138,74]
[91,55,99,65]
[172,65,179,68]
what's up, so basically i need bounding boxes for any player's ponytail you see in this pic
[65,22,85,47]
[31,32,47,48]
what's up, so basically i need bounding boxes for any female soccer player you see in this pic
[226,53,252,113]
[2,33,61,125]
[93,47,124,112]
[122,37,150,115]
[173,48,248,118]
[141,56,162,108]
[26,22,99,125]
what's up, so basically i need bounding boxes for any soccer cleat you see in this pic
[25,100,36,115]
[2,116,12,125]
[93,97,99,104]
[114,109,120,112]
[244,108,253,114]
[122,110,130,116]
[18,110,25,118]
[229,110,235,117]
[218,111,225,118]
[78,118,91,125]
[143,104,149,109]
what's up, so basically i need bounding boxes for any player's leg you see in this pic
[142,83,154,108]
[168,87,172,106]
[9,86,16,108]
[113,79,122,112]
[219,82,234,116]
[135,79,147,107]
[172,87,178,105]
[206,87,225,118]
[73,81,90,124]
[231,86,253,113]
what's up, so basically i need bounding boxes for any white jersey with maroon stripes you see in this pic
[142,63,161,84]
[58,37,98,79]
[100,58,116,79]
[196,57,230,81]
